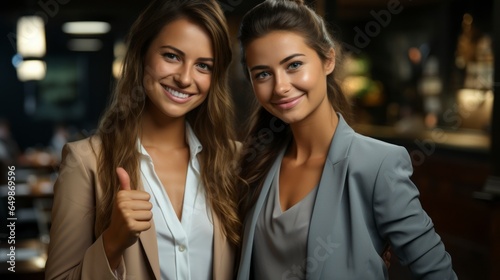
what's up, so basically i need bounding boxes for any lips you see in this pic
[272,95,304,110]
[162,85,194,104]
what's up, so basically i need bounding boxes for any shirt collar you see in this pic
[185,121,203,160]
[137,121,203,161]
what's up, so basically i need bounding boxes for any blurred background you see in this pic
[0,0,499,279]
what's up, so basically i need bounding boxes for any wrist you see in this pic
[102,228,123,270]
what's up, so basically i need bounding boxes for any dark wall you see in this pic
[0,32,114,150]
[0,4,136,151]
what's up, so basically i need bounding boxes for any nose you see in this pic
[273,71,291,96]
[173,64,193,88]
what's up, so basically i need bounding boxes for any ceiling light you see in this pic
[16,60,46,81]
[17,16,46,57]
[62,21,111,35]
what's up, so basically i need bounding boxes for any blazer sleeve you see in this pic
[372,146,457,280]
[45,142,123,280]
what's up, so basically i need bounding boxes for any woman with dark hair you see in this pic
[45,0,241,279]
[237,0,457,279]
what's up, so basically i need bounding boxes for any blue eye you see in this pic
[197,63,212,71]
[255,71,270,80]
[288,61,302,70]
[163,53,179,60]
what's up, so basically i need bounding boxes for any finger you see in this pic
[116,167,131,191]
[117,200,152,211]
[126,210,153,221]
[129,221,152,233]
[116,192,151,204]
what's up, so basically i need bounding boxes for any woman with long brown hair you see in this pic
[236,0,457,279]
[45,0,240,279]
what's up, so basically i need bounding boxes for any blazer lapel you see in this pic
[138,222,161,279]
[306,158,348,280]
[137,181,161,279]
[307,114,354,280]
[237,149,286,280]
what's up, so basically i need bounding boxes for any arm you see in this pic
[45,142,121,280]
[373,146,457,280]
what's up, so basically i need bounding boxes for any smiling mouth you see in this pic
[273,96,302,105]
[272,95,304,109]
[162,85,192,99]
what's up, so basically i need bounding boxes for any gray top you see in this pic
[252,165,318,280]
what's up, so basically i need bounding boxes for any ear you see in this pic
[324,48,336,75]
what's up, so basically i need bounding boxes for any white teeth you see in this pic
[165,86,190,99]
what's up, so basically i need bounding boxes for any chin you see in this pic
[160,108,190,119]
[278,115,303,125]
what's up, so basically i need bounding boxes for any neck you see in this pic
[288,101,338,162]
[140,108,187,150]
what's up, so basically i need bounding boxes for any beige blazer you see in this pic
[45,136,234,280]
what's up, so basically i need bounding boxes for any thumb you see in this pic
[116,167,131,191]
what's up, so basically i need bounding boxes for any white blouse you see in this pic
[138,123,213,280]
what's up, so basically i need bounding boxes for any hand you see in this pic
[103,167,153,269]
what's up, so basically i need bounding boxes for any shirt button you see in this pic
[179,245,186,252]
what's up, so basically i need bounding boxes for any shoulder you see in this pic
[335,115,408,164]
[64,135,101,154]
[345,132,411,177]
[352,131,403,150]
[351,132,408,160]
[343,132,415,206]
[60,136,101,171]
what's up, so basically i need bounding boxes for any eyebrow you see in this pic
[249,53,305,72]
[160,45,214,62]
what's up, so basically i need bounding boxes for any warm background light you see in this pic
[17,16,46,57]
[16,60,46,81]
[62,21,111,35]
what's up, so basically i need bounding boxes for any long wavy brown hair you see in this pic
[237,0,353,217]
[95,0,241,247]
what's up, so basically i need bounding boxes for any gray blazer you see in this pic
[237,115,457,280]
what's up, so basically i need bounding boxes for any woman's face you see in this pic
[245,31,334,125]
[143,17,213,119]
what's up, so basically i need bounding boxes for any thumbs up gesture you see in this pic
[103,167,153,269]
